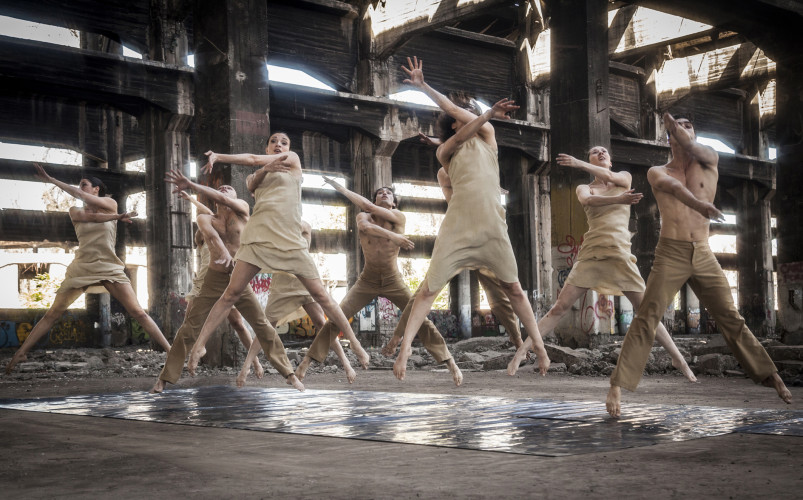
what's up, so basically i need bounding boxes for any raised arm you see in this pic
[663,113,718,167]
[576,185,642,207]
[165,169,249,219]
[556,154,632,188]
[201,150,299,175]
[245,154,291,194]
[197,214,233,268]
[647,167,724,221]
[356,212,414,250]
[402,57,494,140]
[322,176,404,226]
[178,190,213,216]
[70,209,138,224]
[436,98,517,167]
[33,163,117,213]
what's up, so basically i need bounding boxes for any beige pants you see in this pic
[611,238,777,391]
[159,268,293,383]
[307,264,452,363]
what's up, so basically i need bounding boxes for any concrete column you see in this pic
[775,59,803,344]
[449,269,472,340]
[548,0,610,345]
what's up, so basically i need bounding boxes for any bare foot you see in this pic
[236,368,248,388]
[186,346,206,377]
[4,351,27,375]
[606,385,621,418]
[252,359,264,379]
[286,374,305,392]
[762,373,792,404]
[345,365,357,384]
[149,378,167,394]
[393,346,411,381]
[534,347,551,376]
[446,359,463,387]
[507,346,528,376]
[672,357,698,383]
[295,356,312,381]
[353,342,370,369]
[381,336,401,357]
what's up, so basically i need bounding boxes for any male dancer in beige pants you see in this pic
[150,164,303,393]
[606,113,791,416]
[295,178,464,386]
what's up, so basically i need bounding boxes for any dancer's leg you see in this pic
[104,282,171,351]
[624,291,696,383]
[499,281,550,375]
[393,279,439,381]
[5,288,83,374]
[187,261,260,375]
[297,276,370,369]
[305,302,356,384]
[228,307,263,378]
[508,284,586,375]
[478,273,522,348]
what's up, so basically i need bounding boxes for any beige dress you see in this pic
[264,272,314,326]
[186,244,211,300]
[426,137,519,293]
[235,172,320,279]
[564,185,645,295]
[57,219,129,294]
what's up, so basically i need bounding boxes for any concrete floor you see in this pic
[1,370,801,499]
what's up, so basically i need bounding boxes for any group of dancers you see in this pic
[4,57,791,416]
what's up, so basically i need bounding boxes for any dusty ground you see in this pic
[1,350,801,499]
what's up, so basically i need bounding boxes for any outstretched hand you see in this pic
[32,162,52,183]
[261,154,290,173]
[418,132,440,147]
[119,211,138,224]
[699,201,725,222]
[214,251,234,269]
[618,189,643,205]
[401,56,425,87]
[394,234,415,251]
[177,190,192,201]
[556,154,582,169]
[489,98,519,120]
[201,151,218,175]
[165,169,192,193]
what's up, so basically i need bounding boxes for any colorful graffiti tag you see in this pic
[556,235,583,268]
[580,293,613,334]
[0,321,20,348]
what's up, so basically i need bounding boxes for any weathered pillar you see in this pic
[449,270,472,340]
[775,58,803,344]
[735,182,775,336]
[548,0,610,347]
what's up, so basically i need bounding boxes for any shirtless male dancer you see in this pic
[150,164,303,393]
[295,178,465,386]
[382,163,526,358]
[606,113,792,416]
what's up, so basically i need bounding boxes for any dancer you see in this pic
[150,165,303,393]
[392,56,550,381]
[186,132,370,375]
[6,164,170,374]
[236,220,356,387]
[180,191,263,379]
[606,113,791,417]
[382,161,525,357]
[295,178,464,385]
[507,147,696,381]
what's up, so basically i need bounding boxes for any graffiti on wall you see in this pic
[428,310,459,339]
[471,311,503,337]
[0,321,20,348]
[48,311,88,345]
[580,293,613,334]
[249,273,272,309]
[131,318,148,344]
[556,235,583,268]
[377,297,400,322]
[359,299,377,331]
[287,315,317,337]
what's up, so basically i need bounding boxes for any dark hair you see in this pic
[667,115,692,140]
[436,91,482,143]
[85,176,108,197]
[267,131,291,147]
[373,186,398,208]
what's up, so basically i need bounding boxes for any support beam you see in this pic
[0,160,146,196]
[0,210,145,245]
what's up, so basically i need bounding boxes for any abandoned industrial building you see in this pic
[0,1,801,498]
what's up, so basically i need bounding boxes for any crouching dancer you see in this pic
[150,164,303,393]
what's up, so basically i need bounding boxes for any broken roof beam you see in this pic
[656,41,775,108]
[611,136,775,189]
[366,0,512,59]
[0,35,193,117]
[0,159,146,196]
[0,209,146,246]
[608,6,717,58]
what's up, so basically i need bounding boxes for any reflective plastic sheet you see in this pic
[0,387,800,456]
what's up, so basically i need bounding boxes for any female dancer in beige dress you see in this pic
[392,57,550,380]
[507,147,696,382]
[5,164,171,374]
[186,132,370,374]
[236,220,356,387]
